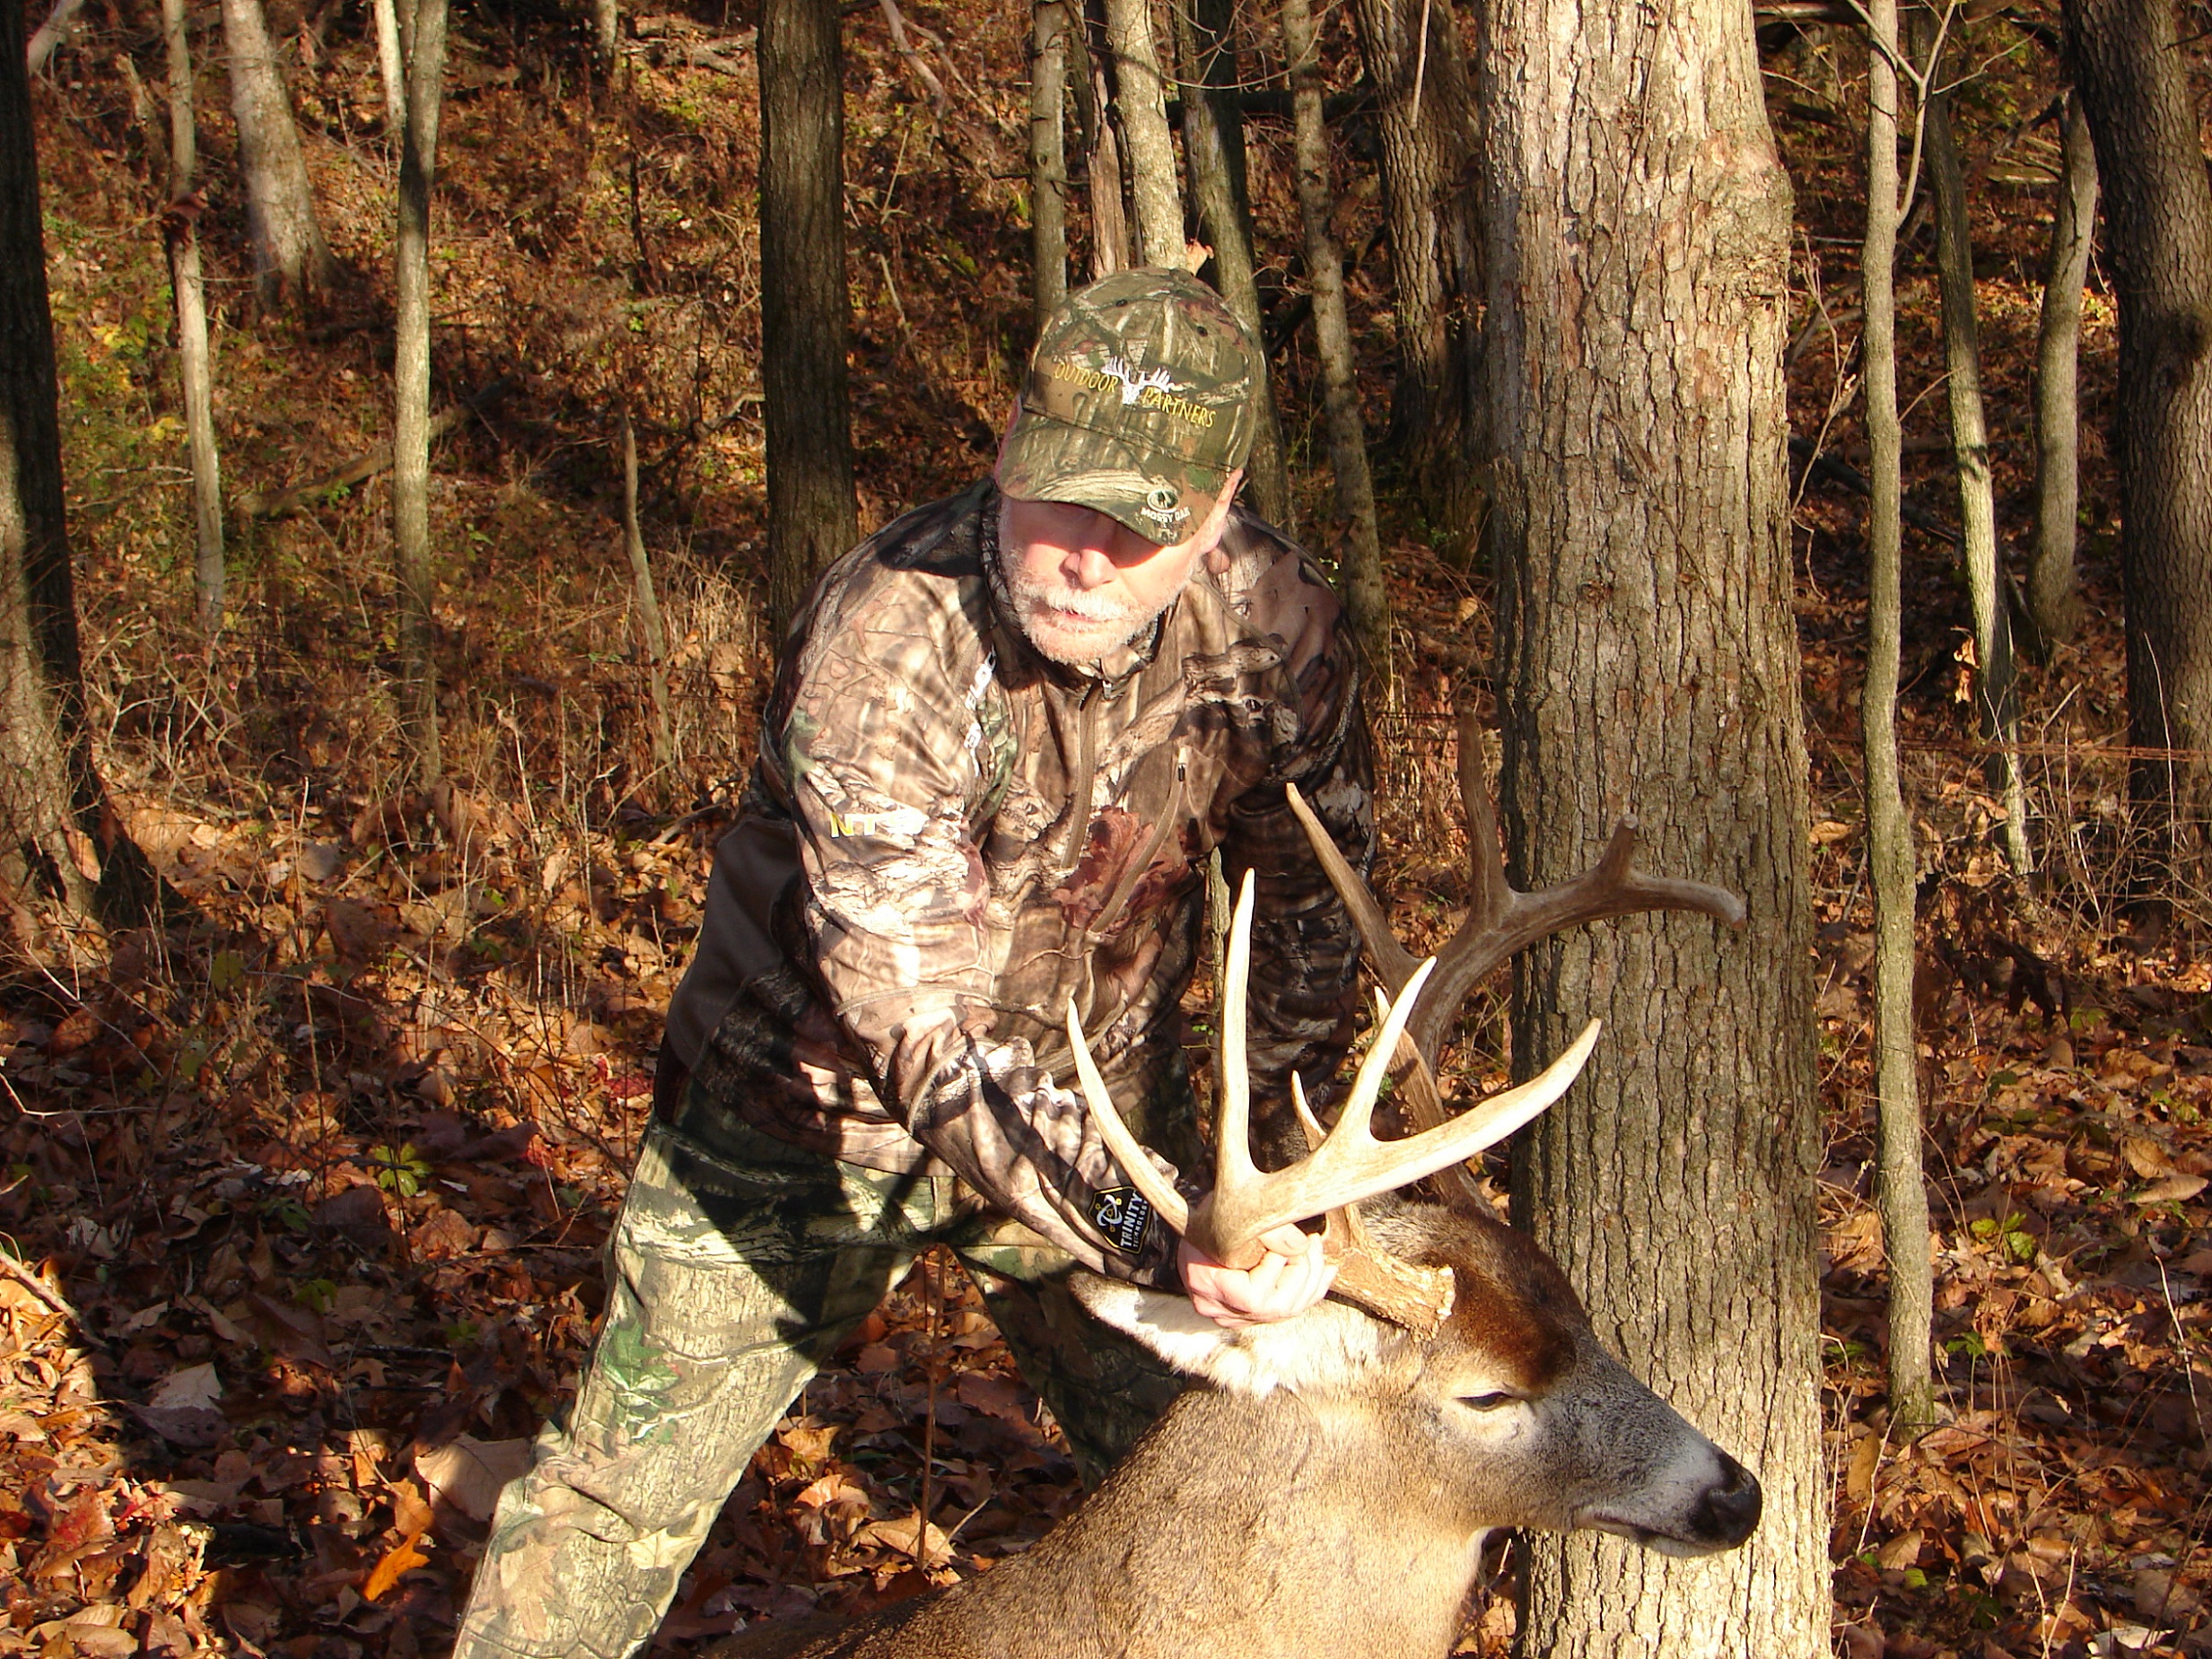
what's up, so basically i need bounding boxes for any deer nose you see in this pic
[1692,1453,1762,1547]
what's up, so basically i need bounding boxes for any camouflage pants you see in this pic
[449,1099,1187,1659]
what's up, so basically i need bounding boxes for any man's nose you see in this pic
[1063,539,1118,589]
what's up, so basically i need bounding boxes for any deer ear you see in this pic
[1074,1276,1405,1398]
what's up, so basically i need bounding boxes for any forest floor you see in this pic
[7,0,2212,1655]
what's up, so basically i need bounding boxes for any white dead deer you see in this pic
[707,730,1757,1659]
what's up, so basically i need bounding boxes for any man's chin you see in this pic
[1022,612,1137,666]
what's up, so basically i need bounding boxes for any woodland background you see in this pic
[1,0,2210,1654]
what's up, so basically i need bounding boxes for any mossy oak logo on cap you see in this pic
[1140,485,1188,533]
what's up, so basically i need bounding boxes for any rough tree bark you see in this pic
[1101,0,1181,267]
[1476,0,1826,1649]
[1347,0,1484,563]
[1029,0,1070,328]
[1863,0,1934,1438]
[1281,0,1391,690]
[1924,60,2031,874]
[1,0,160,922]
[219,0,335,310]
[391,0,448,782]
[1080,0,1130,276]
[2064,0,2212,895]
[760,0,858,633]
[2028,90,2095,650]
[1171,0,1291,528]
[160,0,224,636]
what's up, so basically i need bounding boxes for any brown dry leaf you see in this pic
[416,1436,534,1523]
[362,1528,431,1601]
[857,1513,953,1568]
[1875,1528,1925,1570]
[2132,1174,2207,1205]
[1846,1432,1884,1504]
[2120,1135,2176,1179]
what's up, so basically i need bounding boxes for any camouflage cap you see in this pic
[997,268,1259,545]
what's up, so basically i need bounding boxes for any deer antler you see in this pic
[1284,709,1745,1137]
[1066,873,1600,1334]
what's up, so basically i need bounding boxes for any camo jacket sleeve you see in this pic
[765,559,1182,1287]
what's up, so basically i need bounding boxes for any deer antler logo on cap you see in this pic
[1099,355,1177,406]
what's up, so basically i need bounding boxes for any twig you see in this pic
[0,1249,78,1321]
[234,376,518,520]
[878,0,948,112]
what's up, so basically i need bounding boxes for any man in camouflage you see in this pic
[451,268,1376,1659]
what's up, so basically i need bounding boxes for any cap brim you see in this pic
[996,407,1228,546]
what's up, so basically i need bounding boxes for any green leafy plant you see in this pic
[370,1142,433,1198]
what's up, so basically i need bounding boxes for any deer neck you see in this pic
[980,1388,1482,1658]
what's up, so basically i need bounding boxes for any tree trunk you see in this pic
[2064,0,2212,894]
[1476,0,1825,1649]
[371,0,405,133]
[593,0,620,70]
[1346,0,1484,563]
[1101,0,1182,267]
[162,0,224,636]
[219,0,334,310]
[1861,0,1934,1439]
[392,0,447,783]
[1029,0,1070,329]
[1080,1,1131,278]
[2028,90,2095,651]
[1924,65,2031,874]
[759,0,858,633]
[1282,0,1390,691]
[1172,0,1291,528]
[1,0,161,922]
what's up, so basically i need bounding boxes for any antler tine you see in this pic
[1282,785,1423,996]
[1063,1000,1191,1235]
[1201,1013,1602,1257]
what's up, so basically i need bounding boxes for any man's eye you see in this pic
[1457,1392,1517,1411]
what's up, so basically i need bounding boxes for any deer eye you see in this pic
[1456,1391,1518,1412]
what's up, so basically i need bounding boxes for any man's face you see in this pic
[998,481,1239,667]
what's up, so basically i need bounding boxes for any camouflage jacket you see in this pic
[663,479,1374,1286]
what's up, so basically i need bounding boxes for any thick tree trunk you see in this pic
[1101,0,1181,267]
[1282,0,1390,691]
[1346,0,1484,562]
[392,0,447,783]
[1862,0,1934,1439]
[1476,0,1825,1650]
[219,0,334,310]
[760,0,858,633]
[1029,0,1070,328]
[1,0,160,922]
[2065,0,2212,893]
[162,0,224,636]
[1171,0,1290,528]
[2028,91,2095,650]
[1925,71,2030,874]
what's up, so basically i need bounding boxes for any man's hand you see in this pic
[1177,1225,1336,1330]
